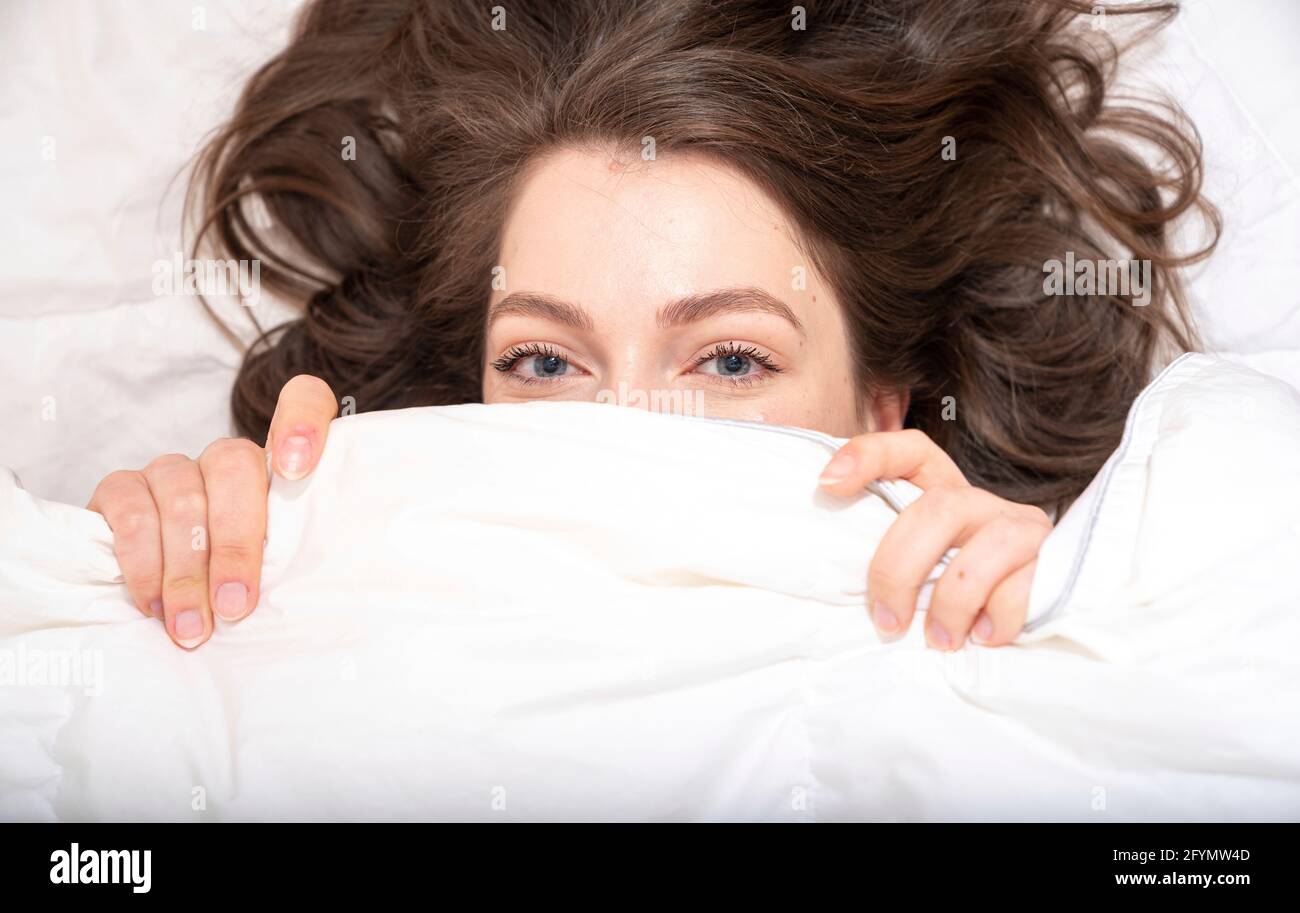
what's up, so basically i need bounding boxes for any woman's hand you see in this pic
[817,429,1052,650]
[87,375,339,649]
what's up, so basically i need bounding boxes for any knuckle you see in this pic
[986,515,1022,547]
[162,574,207,598]
[114,509,158,539]
[210,541,260,565]
[97,469,141,493]
[90,470,144,508]
[145,452,192,473]
[162,491,207,519]
[201,437,263,472]
[1019,504,1053,528]
[1003,515,1050,550]
[925,484,965,513]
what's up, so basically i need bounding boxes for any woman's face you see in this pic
[483,148,904,438]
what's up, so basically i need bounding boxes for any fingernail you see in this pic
[278,434,312,480]
[972,614,994,645]
[214,582,248,621]
[928,617,952,650]
[150,599,163,619]
[872,600,898,634]
[819,451,856,486]
[174,609,204,643]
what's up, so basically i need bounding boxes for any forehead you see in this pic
[495,147,817,313]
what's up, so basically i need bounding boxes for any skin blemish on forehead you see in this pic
[607,156,634,173]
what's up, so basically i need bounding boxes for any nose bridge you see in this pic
[593,343,663,409]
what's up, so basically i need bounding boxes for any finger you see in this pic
[928,515,1048,650]
[866,485,1009,640]
[142,454,212,649]
[818,429,967,497]
[88,470,163,619]
[198,438,269,623]
[972,561,1038,647]
[266,374,338,480]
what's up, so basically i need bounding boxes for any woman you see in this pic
[87,0,1216,651]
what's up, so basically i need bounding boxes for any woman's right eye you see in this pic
[490,345,579,382]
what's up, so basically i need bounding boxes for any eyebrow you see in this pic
[488,287,805,336]
[488,293,596,332]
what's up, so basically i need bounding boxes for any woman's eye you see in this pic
[692,344,780,381]
[491,345,577,381]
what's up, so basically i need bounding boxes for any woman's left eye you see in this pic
[692,344,781,381]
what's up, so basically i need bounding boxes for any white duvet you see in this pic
[2,353,1299,822]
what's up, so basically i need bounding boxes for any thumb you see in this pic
[266,374,339,480]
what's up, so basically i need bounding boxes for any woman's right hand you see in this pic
[87,375,339,649]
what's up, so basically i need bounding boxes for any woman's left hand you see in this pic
[817,429,1052,650]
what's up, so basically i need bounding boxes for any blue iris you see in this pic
[534,354,566,376]
[718,354,749,375]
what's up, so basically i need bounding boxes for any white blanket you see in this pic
[2,354,1299,821]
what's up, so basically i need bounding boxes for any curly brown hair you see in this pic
[188,0,1218,509]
